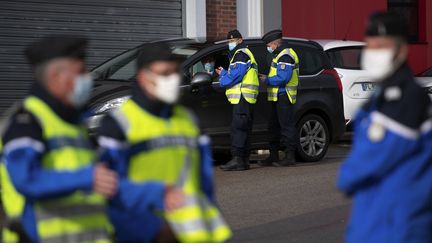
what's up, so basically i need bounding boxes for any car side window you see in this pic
[188,50,230,80]
[248,44,271,75]
[110,57,137,80]
[327,47,362,70]
[287,44,325,76]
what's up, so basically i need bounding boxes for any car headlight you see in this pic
[88,96,131,129]
[87,114,105,130]
[95,96,131,113]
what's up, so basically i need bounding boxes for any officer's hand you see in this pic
[259,74,267,82]
[164,185,185,211]
[215,67,223,75]
[93,163,118,198]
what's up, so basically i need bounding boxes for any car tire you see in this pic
[296,114,330,162]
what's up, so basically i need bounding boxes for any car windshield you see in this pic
[326,47,363,70]
[92,43,200,81]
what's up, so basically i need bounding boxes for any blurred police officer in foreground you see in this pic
[1,35,117,242]
[338,12,432,243]
[97,43,231,242]
[258,30,299,167]
[216,30,259,171]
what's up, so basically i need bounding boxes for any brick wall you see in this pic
[206,0,237,40]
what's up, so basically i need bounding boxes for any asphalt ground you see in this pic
[214,143,352,243]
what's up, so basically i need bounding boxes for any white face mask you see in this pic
[70,73,93,108]
[150,73,181,104]
[361,48,396,81]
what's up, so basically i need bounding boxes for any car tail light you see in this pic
[323,69,343,92]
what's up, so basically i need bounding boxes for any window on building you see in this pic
[388,0,423,42]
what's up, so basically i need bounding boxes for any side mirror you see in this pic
[190,72,212,87]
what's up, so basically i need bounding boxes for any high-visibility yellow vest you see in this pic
[1,141,26,243]
[225,48,260,104]
[111,99,232,243]
[267,48,299,103]
[8,96,112,243]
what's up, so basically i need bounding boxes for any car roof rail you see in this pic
[282,37,323,50]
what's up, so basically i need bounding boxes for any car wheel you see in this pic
[296,114,330,162]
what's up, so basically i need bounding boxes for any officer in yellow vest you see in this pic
[259,30,299,167]
[97,43,231,242]
[1,141,31,243]
[1,35,117,242]
[216,30,259,171]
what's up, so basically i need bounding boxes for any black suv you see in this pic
[89,38,345,162]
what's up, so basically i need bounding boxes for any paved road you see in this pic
[214,144,352,243]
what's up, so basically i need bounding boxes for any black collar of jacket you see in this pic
[272,44,288,57]
[30,83,82,124]
[131,83,173,118]
[230,42,248,56]
[381,62,413,87]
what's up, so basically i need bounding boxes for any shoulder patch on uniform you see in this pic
[368,122,386,142]
[384,86,402,101]
[280,64,286,70]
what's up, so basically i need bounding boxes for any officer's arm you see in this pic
[265,55,294,86]
[337,111,421,195]
[219,52,251,88]
[97,115,166,212]
[198,135,215,202]
[3,114,94,200]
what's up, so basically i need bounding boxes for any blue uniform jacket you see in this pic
[338,64,432,243]
[265,45,294,94]
[219,43,251,88]
[1,85,95,242]
[96,89,215,242]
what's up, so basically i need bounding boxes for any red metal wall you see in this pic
[281,0,432,74]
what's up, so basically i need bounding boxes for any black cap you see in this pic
[365,12,409,40]
[136,43,177,69]
[262,29,283,44]
[25,35,88,66]
[227,29,242,40]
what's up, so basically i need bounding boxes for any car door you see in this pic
[325,46,373,120]
[179,46,233,140]
[247,42,272,134]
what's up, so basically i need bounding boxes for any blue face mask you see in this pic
[228,42,237,51]
[70,73,94,108]
[204,62,215,73]
[267,46,274,53]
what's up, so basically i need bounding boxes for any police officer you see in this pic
[97,43,231,242]
[258,30,299,167]
[338,12,432,243]
[1,35,117,242]
[217,30,259,171]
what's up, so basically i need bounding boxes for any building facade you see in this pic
[281,0,432,74]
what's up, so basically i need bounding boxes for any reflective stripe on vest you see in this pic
[23,96,112,242]
[2,228,19,243]
[267,48,299,103]
[165,152,232,243]
[225,48,260,105]
[1,138,26,243]
[1,163,25,243]
[111,100,232,242]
